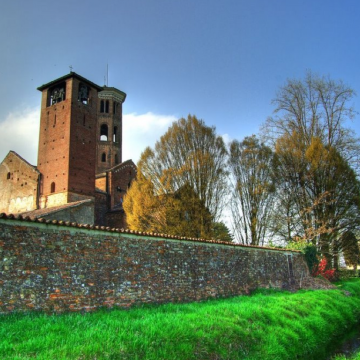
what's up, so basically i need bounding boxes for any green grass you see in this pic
[336,354,360,360]
[1,279,360,360]
[333,351,360,360]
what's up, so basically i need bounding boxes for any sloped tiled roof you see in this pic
[107,159,137,173]
[20,199,92,218]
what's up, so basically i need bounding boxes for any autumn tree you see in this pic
[165,183,213,238]
[122,171,168,233]
[341,231,360,274]
[211,222,234,242]
[273,132,360,264]
[229,135,275,246]
[271,131,314,243]
[305,138,360,267]
[123,175,213,238]
[261,72,360,264]
[123,115,229,238]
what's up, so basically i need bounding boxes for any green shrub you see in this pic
[338,268,359,280]
[303,244,319,274]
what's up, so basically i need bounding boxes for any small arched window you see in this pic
[50,182,56,193]
[115,154,118,164]
[101,153,106,162]
[113,126,118,142]
[105,100,109,113]
[113,102,117,114]
[100,124,108,141]
[7,172,11,180]
[100,100,104,113]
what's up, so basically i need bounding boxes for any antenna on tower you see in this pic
[107,63,109,87]
[104,64,109,87]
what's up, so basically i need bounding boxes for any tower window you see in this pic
[101,153,106,162]
[50,182,56,193]
[7,172,11,180]
[105,100,109,113]
[78,83,89,104]
[48,83,66,106]
[115,154,118,164]
[100,100,104,113]
[100,124,108,141]
[113,126,118,142]
[113,102,117,114]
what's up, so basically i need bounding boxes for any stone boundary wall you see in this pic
[0,216,310,314]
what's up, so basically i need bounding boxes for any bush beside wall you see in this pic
[338,268,359,280]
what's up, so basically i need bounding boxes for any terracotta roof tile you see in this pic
[19,199,93,218]
[0,212,300,253]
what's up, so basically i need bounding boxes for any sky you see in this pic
[1,0,360,167]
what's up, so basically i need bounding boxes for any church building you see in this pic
[0,72,137,228]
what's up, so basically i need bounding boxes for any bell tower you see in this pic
[96,87,126,174]
[37,72,103,209]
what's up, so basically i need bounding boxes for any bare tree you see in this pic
[229,135,275,245]
[262,71,359,168]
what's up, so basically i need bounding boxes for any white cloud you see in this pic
[122,112,177,164]
[0,107,40,165]
[221,133,233,147]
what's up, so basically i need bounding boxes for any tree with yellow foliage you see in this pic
[122,171,167,233]
[273,132,360,266]
[262,72,360,266]
[123,115,229,239]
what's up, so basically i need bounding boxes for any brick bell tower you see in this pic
[37,72,103,209]
[96,87,126,174]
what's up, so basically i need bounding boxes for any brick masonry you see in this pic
[0,216,310,314]
[0,151,40,214]
[0,72,131,228]
[37,76,99,202]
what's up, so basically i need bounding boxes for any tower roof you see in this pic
[99,86,127,103]
[37,72,104,92]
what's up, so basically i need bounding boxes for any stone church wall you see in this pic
[0,152,40,214]
[0,215,310,314]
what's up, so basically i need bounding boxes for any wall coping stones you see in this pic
[0,212,300,254]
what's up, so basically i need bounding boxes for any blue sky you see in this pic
[1,0,360,165]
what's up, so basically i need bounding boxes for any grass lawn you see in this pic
[1,279,360,360]
[335,354,360,360]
